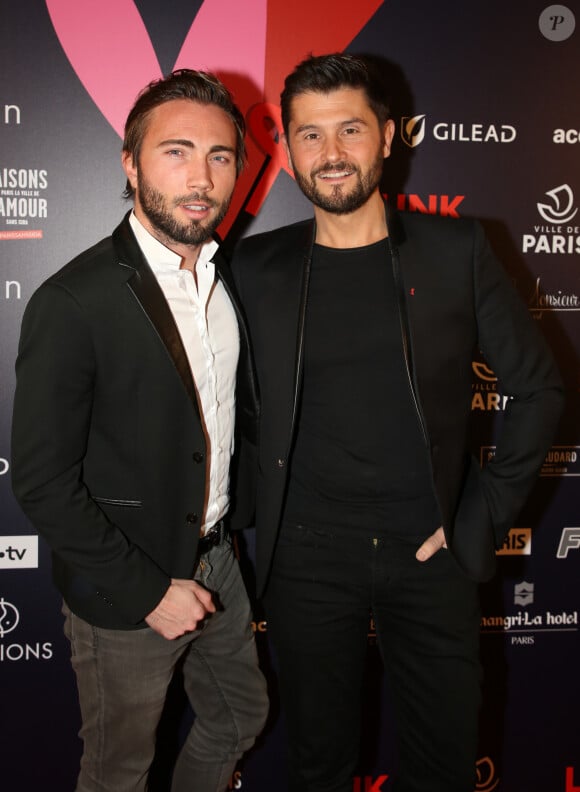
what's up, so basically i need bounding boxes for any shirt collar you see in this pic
[129,211,219,274]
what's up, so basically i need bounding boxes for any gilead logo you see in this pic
[400,115,516,147]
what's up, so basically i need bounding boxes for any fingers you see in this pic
[145,579,216,640]
[172,578,217,613]
[415,526,447,562]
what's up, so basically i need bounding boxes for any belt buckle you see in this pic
[207,526,220,546]
[198,521,223,555]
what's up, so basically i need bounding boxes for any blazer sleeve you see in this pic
[472,222,564,544]
[11,282,170,623]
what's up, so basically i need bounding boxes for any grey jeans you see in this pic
[63,537,268,792]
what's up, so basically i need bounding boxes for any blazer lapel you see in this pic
[112,215,198,412]
[261,219,315,452]
[386,205,428,444]
[289,222,315,439]
[213,248,260,431]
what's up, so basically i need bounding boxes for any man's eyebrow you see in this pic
[294,118,369,134]
[158,138,194,148]
[209,144,236,155]
[294,124,318,135]
[157,139,236,155]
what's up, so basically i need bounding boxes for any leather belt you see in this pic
[197,520,228,555]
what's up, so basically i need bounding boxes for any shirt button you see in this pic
[186,512,198,524]
[277,458,286,468]
[192,452,204,463]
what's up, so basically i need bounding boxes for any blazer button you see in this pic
[192,451,204,463]
[186,512,198,524]
[277,458,286,468]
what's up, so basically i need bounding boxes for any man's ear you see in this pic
[281,134,294,172]
[383,119,396,159]
[121,151,138,190]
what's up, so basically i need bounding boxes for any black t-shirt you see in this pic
[282,239,439,533]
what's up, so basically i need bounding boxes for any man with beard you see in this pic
[11,70,267,792]
[232,54,562,792]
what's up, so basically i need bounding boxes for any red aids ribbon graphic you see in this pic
[245,103,292,215]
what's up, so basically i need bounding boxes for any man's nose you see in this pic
[186,157,213,191]
[322,135,345,162]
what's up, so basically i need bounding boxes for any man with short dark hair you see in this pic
[12,69,267,792]
[233,53,563,792]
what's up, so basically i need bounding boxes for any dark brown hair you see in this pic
[280,53,390,136]
[123,69,246,198]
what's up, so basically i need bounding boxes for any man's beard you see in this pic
[137,177,231,246]
[293,151,384,215]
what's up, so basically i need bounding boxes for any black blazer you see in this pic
[11,213,258,629]
[233,207,564,597]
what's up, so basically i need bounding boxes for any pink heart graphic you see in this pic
[45,0,267,137]
[46,0,384,233]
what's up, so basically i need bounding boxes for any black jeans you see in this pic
[265,521,481,792]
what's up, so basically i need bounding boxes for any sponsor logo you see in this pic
[566,766,580,792]
[401,115,516,148]
[382,191,464,217]
[553,128,580,144]
[528,276,580,319]
[251,620,268,633]
[0,599,19,636]
[541,446,580,476]
[538,5,576,41]
[0,536,39,569]
[0,230,42,241]
[3,279,21,300]
[557,527,580,558]
[0,167,48,236]
[484,445,580,478]
[227,771,242,790]
[401,115,426,148]
[496,528,532,556]
[476,756,500,792]
[482,610,578,637]
[537,184,577,224]
[353,776,389,792]
[0,597,53,661]
[3,104,20,125]
[472,363,510,412]
[482,582,578,642]
[522,184,580,260]
[524,189,576,307]
[529,276,580,314]
[514,581,534,607]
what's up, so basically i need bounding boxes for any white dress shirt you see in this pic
[129,212,239,534]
